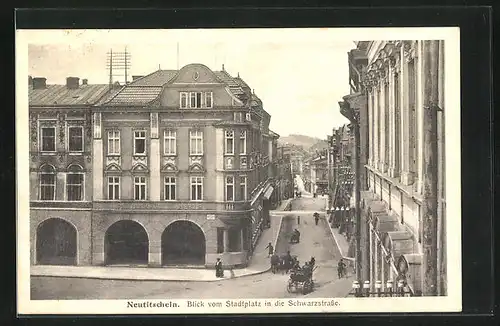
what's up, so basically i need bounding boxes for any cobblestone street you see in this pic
[31,197,352,300]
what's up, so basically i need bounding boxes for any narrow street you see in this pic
[31,195,352,300]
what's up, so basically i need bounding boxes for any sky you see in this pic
[26,29,357,139]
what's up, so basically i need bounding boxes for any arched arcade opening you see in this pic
[105,220,149,265]
[36,218,77,265]
[161,221,206,266]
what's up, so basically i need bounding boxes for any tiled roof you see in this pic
[104,86,164,106]
[29,84,111,106]
[215,71,246,96]
[129,70,178,86]
[103,68,254,106]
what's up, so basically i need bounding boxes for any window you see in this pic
[190,176,203,201]
[41,127,56,152]
[205,92,213,108]
[68,126,83,152]
[66,165,84,201]
[108,130,120,155]
[225,176,234,201]
[180,92,188,109]
[107,176,120,200]
[134,130,146,155]
[239,130,247,154]
[164,176,176,200]
[239,176,247,201]
[225,130,234,154]
[134,176,147,200]
[190,92,202,108]
[39,164,56,201]
[190,130,203,155]
[164,130,176,155]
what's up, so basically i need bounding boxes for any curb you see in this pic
[32,208,288,283]
[328,220,355,264]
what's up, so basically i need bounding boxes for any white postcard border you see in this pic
[16,27,462,314]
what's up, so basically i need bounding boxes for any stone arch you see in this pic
[36,218,77,265]
[104,220,149,265]
[161,220,206,266]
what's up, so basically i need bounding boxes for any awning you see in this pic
[263,186,274,200]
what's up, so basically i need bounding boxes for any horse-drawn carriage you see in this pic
[271,254,298,274]
[290,229,300,244]
[287,267,315,294]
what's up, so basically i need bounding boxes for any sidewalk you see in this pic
[328,221,356,268]
[31,200,292,282]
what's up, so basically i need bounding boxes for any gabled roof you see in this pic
[29,84,111,106]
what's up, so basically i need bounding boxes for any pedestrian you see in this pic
[297,215,300,225]
[337,259,346,279]
[215,258,224,278]
[265,242,274,257]
[314,213,319,225]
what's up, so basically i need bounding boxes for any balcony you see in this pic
[92,200,251,213]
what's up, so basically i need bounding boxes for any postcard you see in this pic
[16,27,461,314]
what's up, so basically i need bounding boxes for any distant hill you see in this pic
[278,134,328,156]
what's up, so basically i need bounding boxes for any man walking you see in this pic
[337,259,347,279]
[265,242,274,257]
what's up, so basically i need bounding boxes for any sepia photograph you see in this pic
[16,27,461,314]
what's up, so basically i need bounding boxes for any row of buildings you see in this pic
[29,63,293,268]
[326,40,447,296]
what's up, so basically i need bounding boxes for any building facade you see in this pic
[340,41,447,296]
[30,64,280,269]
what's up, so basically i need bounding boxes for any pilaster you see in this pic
[149,113,161,201]
[92,112,103,200]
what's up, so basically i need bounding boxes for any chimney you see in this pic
[32,77,47,89]
[66,77,80,89]
[222,64,225,71]
[82,79,88,85]
[28,76,33,87]
[132,75,144,81]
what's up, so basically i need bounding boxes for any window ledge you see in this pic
[68,152,84,155]
[40,152,57,155]
[365,164,424,204]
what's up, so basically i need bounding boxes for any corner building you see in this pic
[91,64,278,268]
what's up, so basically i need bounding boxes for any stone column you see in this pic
[416,41,424,194]
[149,113,160,201]
[400,42,413,185]
[92,112,103,200]
[388,62,395,176]
[367,90,373,166]
[379,72,386,173]
[373,84,379,170]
